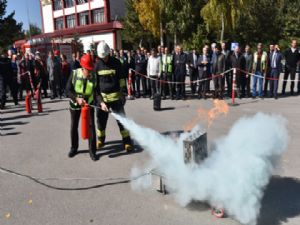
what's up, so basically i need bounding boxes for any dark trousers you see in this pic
[270,68,280,97]
[131,72,136,96]
[264,71,271,96]
[190,68,198,95]
[70,107,96,153]
[236,72,246,97]
[135,72,147,96]
[161,72,173,98]
[245,73,251,97]
[213,74,224,97]
[50,78,62,98]
[149,75,160,96]
[198,70,208,95]
[282,66,296,94]
[96,100,131,144]
[174,70,185,98]
[225,72,232,96]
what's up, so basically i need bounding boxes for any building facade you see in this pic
[40,0,125,51]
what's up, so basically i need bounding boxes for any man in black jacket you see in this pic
[230,46,246,98]
[282,39,300,95]
[134,48,147,98]
[211,43,226,99]
[173,45,187,100]
[187,49,198,95]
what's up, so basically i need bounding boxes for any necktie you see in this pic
[272,53,277,68]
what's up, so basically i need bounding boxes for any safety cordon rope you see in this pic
[0,166,150,191]
[130,68,233,85]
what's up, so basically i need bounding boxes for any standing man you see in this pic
[221,42,231,97]
[270,45,282,99]
[66,54,97,161]
[252,43,267,98]
[264,44,275,97]
[211,43,225,99]
[243,45,253,98]
[95,41,133,152]
[147,48,161,99]
[161,47,174,99]
[197,46,211,99]
[134,48,147,98]
[173,45,187,100]
[230,46,246,98]
[282,39,300,95]
[188,49,199,96]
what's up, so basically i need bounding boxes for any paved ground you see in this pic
[1,91,300,225]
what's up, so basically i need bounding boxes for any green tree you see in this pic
[25,23,42,39]
[0,0,24,50]
[201,0,251,42]
[122,0,157,49]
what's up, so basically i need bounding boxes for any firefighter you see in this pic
[66,54,97,161]
[95,41,133,152]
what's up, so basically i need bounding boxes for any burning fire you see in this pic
[184,100,229,131]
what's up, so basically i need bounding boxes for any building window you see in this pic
[92,8,105,24]
[79,11,89,26]
[55,17,64,30]
[53,0,62,10]
[76,0,88,4]
[64,0,74,8]
[66,14,76,28]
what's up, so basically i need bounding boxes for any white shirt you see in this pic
[147,56,161,77]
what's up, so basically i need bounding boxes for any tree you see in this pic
[0,0,24,50]
[122,0,157,49]
[201,0,251,42]
[25,23,42,39]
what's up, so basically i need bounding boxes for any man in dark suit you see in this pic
[187,49,199,95]
[197,47,211,99]
[282,39,300,95]
[134,48,147,98]
[211,43,226,99]
[264,44,275,97]
[173,45,187,100]
[270,45,282,99]
[221,42,231,97]
[230,46,246,98]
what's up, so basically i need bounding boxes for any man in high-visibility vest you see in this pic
[161,47,174,99]
[95,41,133,152]
[66,54,98,161]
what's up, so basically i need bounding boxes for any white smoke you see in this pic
[112,112,289,225]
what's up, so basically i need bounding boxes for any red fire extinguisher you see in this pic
[81,103,90,139]
[25,94,32,114]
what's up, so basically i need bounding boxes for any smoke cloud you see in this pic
[112,112,288,225]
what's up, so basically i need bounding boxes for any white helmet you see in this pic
[97,41,110,58]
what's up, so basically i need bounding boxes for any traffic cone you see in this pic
[81,104,90,139]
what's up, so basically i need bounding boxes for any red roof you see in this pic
[43,21,123,38]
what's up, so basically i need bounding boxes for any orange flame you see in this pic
[184,100,229,131]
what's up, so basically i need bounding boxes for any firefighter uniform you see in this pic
[95,53,133,152]
[66,56,97,161]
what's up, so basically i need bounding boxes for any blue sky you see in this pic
[6,0,42,31]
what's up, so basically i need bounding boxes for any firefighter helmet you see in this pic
[80,54,94,71]
[97,41,110,58]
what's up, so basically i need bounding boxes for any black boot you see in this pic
[89,150,98,161]
[68,147,77,158]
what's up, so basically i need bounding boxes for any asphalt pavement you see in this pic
[1,91,300,225]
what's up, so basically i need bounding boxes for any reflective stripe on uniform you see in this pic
[101,92,120,103]
[97,69,116,76]
[97,129,106,137]
[120,130,130,138]
[119,78,126,88]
